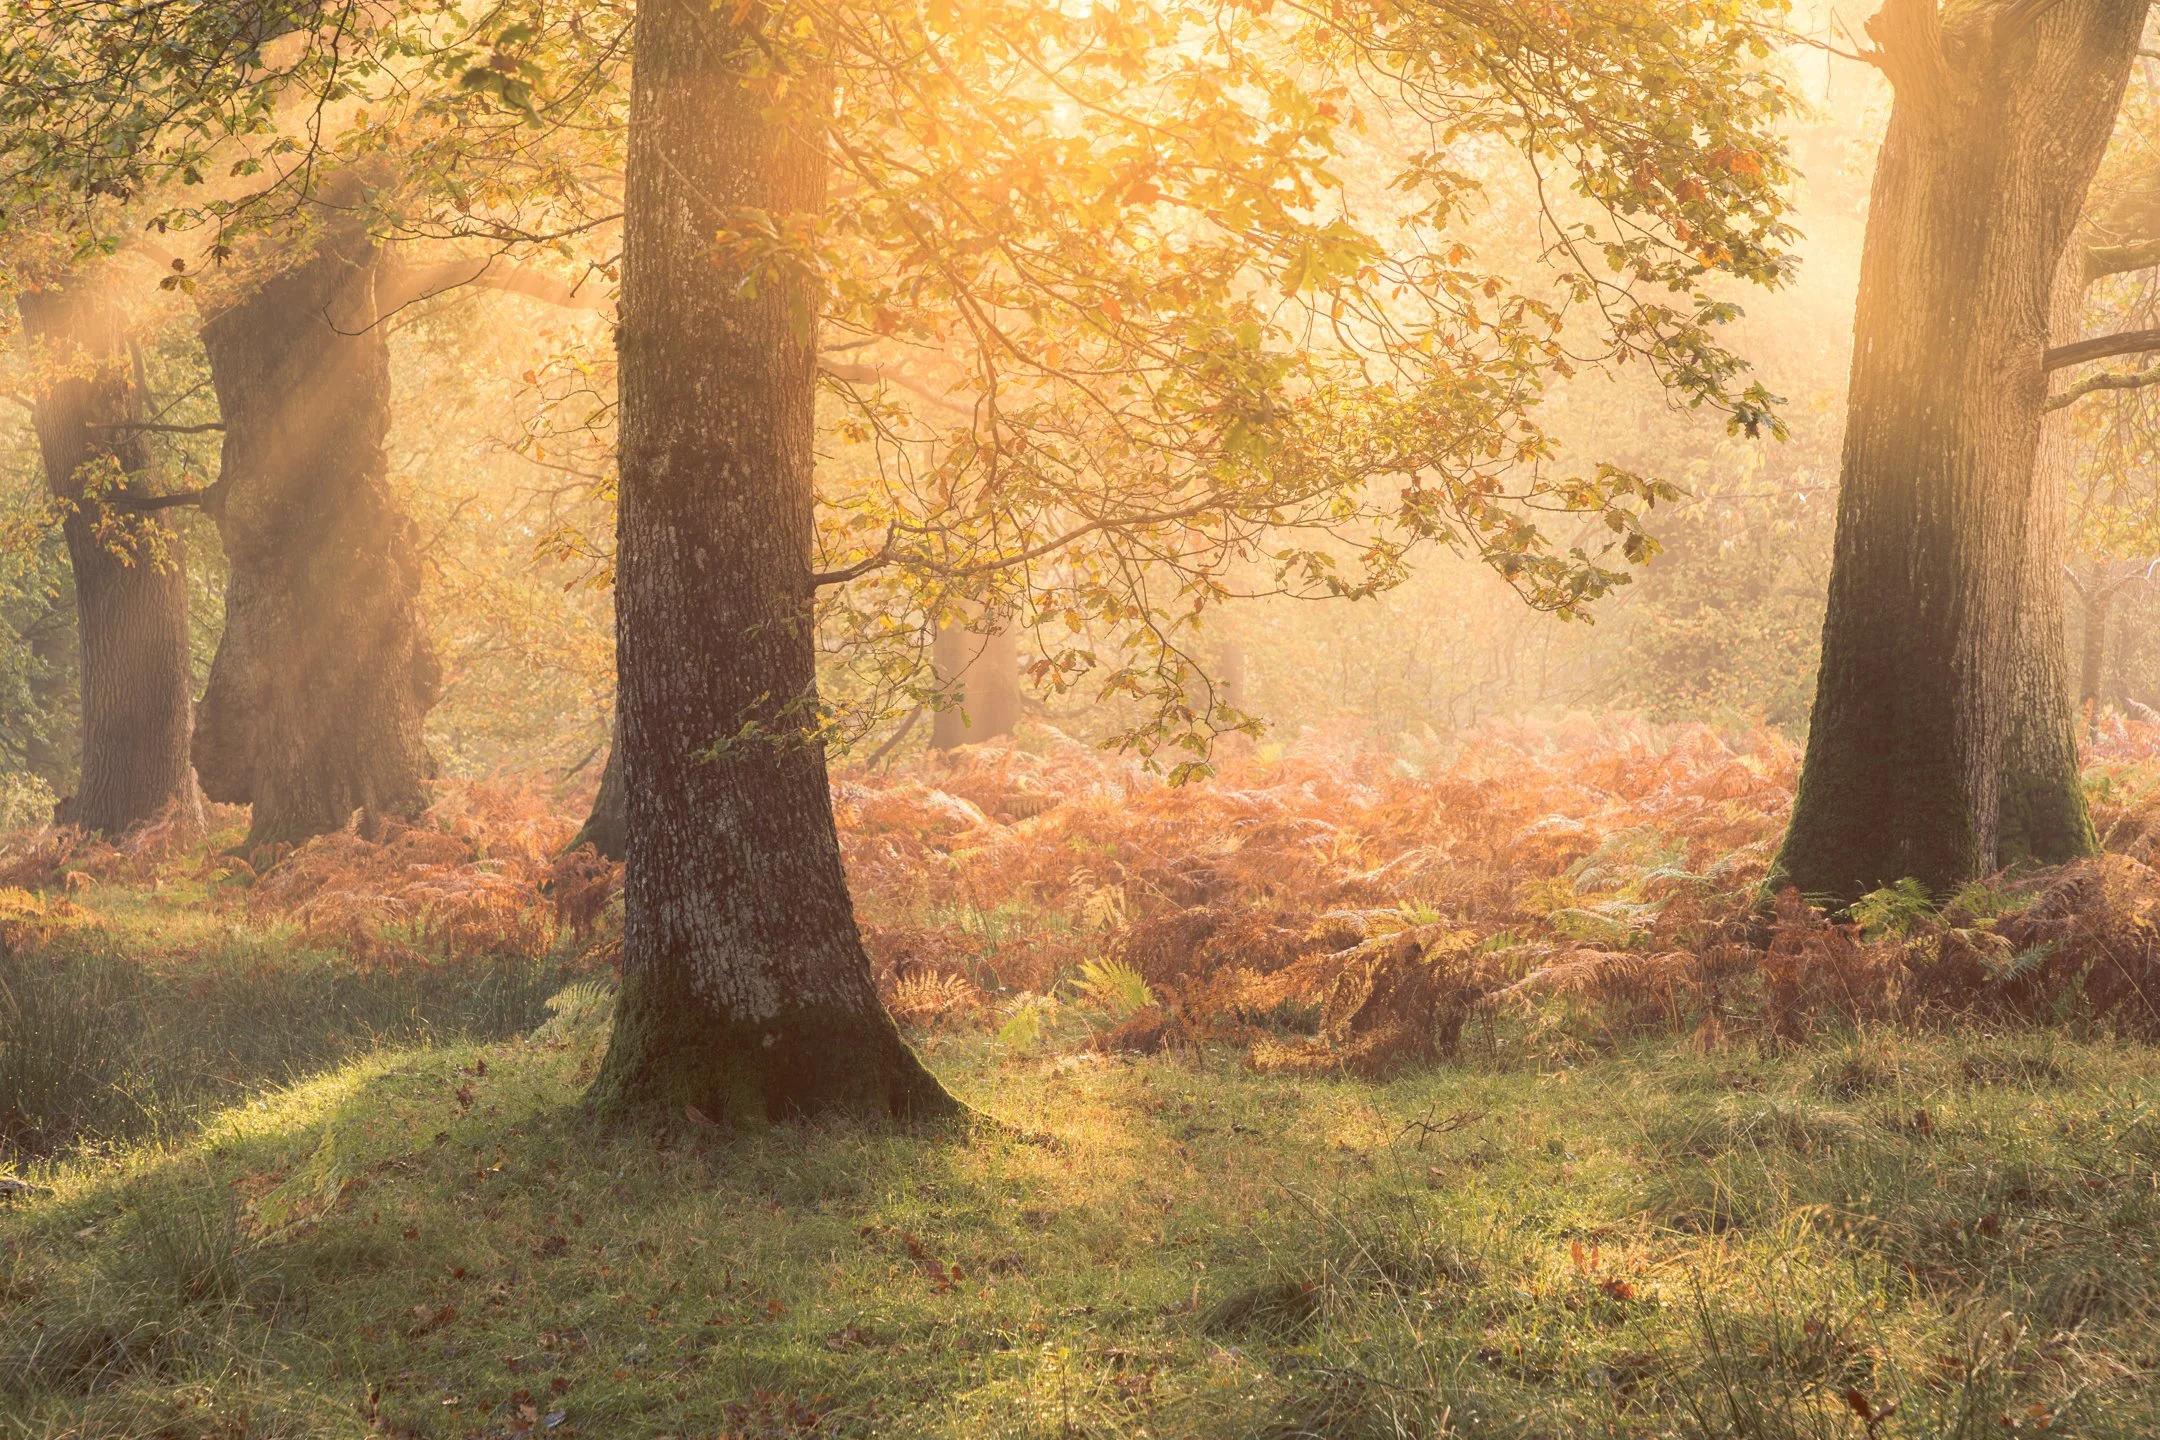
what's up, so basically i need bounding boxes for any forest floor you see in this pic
[4,1025,2159,1438]
[7,713,2160,1436]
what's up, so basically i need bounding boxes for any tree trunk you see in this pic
[2077,580,2112,710]
[1775,0,2138,902]
[568,712,626,861]
[929,618,1020,749]
[2110,593,2136,710]
[1998,253,2100,865]
[195,220,441,849]
[1219,640,1248,714]
[15,285,200,835]
[588,5,955,1123]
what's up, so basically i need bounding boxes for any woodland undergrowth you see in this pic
[840,711,2160,1075]
[10,711,2160,1163]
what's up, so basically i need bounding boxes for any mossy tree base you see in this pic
[590,963,957,1125]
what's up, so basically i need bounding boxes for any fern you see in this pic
[530,981,616,1043]
[1080,885,1129,934]
[997,997,1052,1050]
[1982,940,2058,986]
[1072,957,1154,1018]
[1851,878,1933,940]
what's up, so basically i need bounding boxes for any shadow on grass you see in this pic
[7,1028,2160,1438]
[1,929,579,1164]
[0,1027,1061,1438]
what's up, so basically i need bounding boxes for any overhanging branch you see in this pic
[2045,328,2160,371]
[810,524,899,587]
[819,360,974,417]
[2085,236,2160,283]
[2046,363,2160,410]
[86,420,225,435]
[377,255,612,320]
[102,477,229,513]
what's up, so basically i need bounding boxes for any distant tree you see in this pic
[1775,0,2148,902]
[1,0,625,846]
[567,710,625,861]
[929,620,1020,751]
[187,209,441,846]
[2052,89,2160,721]
[12,278,198,833]
[192,210,605,848]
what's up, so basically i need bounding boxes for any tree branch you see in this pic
[2046,363,2160,410]
[810,524,899,587]
[102,480,226,513]
[1862,0,1956,111]
[819,360,974,417]
[859,705,924,770]
[377,255,611,319]
[2047,328,2160,371]
[2085,236,2160,283]
[85,420,225,435]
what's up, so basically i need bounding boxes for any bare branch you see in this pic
[2046,362,2160,410]
[819,360,974,417]
[2085,236,2160,283]
[1862,0,1955,111]
[377,255,612,320]
[85,420,225,435]
[2046,328,2160,371]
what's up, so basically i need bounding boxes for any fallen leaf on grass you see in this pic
[409,1303,459,1336]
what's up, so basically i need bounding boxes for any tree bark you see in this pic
[195,218,441,849]
[2076,578,2112,711]
[929,618,1020,749]
[1776,0,2139,902]
[569,711,626,861]
[588,0,956,1123]
[1999,251,2101,865]
[15,285,200,835]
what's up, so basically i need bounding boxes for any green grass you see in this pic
[1,918,579,1163]
[5,1016,2159,1438]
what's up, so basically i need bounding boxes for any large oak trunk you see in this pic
[588,4,954,1122]
[16,286,199,835]
[1776,0,2140,902]
[196,222,441,849]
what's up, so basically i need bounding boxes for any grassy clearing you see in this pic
[5,1016,2157,1439]
[0,868,586,1164]
[0,790,608,1164]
